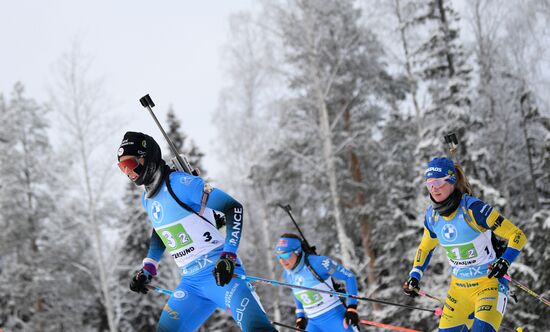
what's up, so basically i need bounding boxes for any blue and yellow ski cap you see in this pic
[425,157,457,184]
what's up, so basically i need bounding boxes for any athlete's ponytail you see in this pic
[454,163,473,195]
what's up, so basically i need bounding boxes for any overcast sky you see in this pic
[1,0,257,179]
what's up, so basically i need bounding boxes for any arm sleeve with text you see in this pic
[309,255,359,306]
[205,188,243,254]
[468,201,527,264]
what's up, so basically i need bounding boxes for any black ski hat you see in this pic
[117,131,162,186]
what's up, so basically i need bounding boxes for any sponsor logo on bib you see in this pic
[151,201,163,223]
[442,224,458,241]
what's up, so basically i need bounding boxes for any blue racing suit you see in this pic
[142,170,275,332]
[283,254,360,332]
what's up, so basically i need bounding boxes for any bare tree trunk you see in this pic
[393,0,426,205]
[21,124,45,332]
[52,44,117,332]
[343,108,379,308]
[436,0,456,76]
[394,0,422,139]
[80,139,117,332]
[302,6,358,270]
[256,188,281,322]
[316,95,357,268]
[519,91,541,210]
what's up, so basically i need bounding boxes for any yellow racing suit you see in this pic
[409,194,526,331]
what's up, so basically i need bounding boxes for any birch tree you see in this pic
[266,0,400,281]
[213,11,285,324]
[49,42,118,332]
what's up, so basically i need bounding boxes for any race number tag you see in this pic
[296,290,323,306]
[158,224,193,250]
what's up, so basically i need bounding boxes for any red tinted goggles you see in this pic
[425,175,450,191]
[118,157,143,180]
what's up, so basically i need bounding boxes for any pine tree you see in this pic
[0,83,56,331]
[262,0,403,297]
[409,0,475,168]
[165,106,206,177]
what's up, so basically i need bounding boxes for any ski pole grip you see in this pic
[140,94,155,108]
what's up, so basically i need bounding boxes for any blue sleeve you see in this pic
[283,270,306,318]
[293,294,306,318]
[423,214,437,238]
[310,256,358,306]
[146,231,166,262]
[206,188,243,254]
[468,200,494,229]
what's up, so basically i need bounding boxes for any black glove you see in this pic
[129,268,153,294]
[213,211,226,229]
[343,304,360,329]
[296,317,308,330]
[213,252,236,286]
[488,258,510,279]
[403,276,420,297]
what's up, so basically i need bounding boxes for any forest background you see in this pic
[1,0,549,331]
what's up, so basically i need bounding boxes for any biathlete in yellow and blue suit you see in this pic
[403,157,527,332]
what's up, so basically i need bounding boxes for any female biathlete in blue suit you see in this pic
[403,157,527,332]
[117,131,276,332]
[275,233,361,332]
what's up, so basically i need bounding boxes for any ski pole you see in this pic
[146,285,304,330]
[147,284,174,296]
[271,321,306,332]
[416,290,444,306]
[504,275,550,307]
[360,319,421,332]
[235,274,441,315]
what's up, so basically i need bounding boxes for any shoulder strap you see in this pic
[304,254,326,285]
[304,254,340,292]
[304,254,348,305]
[164,172,216,228]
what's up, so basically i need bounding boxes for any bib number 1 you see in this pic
[446,243,478,260]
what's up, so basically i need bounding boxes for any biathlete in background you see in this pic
[275,233,361,332]
[117,131,276,332]
[403,157,527,332]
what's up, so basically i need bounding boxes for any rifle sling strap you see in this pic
[164,172,216,229]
